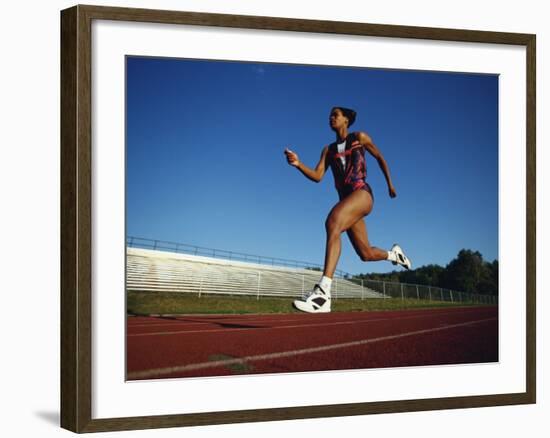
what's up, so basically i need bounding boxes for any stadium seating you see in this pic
[127,247,385,299]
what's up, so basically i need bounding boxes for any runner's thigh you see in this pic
[326,189,373,232]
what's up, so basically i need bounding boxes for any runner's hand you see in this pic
[389,184,397,198]
[284,148,300,167]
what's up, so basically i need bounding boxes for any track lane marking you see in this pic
[127,306,492,328]
[126,316,322,329]
[127,317,496,380]
[127,309,496,337]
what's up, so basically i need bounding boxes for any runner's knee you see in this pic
[325,215,344,238]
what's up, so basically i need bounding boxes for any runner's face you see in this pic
[329,109,348,130]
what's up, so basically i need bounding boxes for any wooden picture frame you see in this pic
[61,4,536,433]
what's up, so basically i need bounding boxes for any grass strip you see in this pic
[127,290,492,316]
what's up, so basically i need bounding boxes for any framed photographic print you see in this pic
[60,4,536,433]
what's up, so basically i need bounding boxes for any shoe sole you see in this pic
[293,300,331,313]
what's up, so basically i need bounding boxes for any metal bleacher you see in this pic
[126,247,385,299]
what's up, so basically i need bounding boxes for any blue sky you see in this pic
[126,56,498,275]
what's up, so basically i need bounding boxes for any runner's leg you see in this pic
[346,218,389,262]
[323,189,373,278]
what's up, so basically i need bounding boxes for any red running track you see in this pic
[126,306,498,381]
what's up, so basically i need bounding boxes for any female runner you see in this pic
[284,106,411,313]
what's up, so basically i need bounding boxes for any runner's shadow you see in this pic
[156,317,265,329]
[214,322,264,329]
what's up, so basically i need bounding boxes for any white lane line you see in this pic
[126,316,315,329]
[127,317,497,380]
[127,309,496,337]
[126,307,491,329]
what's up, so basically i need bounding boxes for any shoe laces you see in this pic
[303,284,325,301]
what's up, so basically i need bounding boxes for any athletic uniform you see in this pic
[327,132,374,201]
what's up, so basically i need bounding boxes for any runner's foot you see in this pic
[293,284,331,313]
[390,244,412,270]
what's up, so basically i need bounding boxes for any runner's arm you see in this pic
[357,131,397,198]
[284,146,329,183]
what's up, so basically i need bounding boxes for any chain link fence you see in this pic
[354,278,498,304]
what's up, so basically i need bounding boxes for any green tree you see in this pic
[440,249,484,293]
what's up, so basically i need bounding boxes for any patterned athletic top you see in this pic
[327,132,371,197]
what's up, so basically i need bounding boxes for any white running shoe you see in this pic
[391,244,412,270]
[293,284,331,313]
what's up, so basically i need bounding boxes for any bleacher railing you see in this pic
[127,235,350,278]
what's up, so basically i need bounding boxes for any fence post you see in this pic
[401,283,404,300]
[428,286,432,302]
[440,288,443,301]
[198,268,204,298]
[450,290,454,302]
[153,240,158,250]
[361,279,364,300]
[383,281,386,298]
[416,285,419,300]
[257,271,261,300]
[335,278,338,300]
